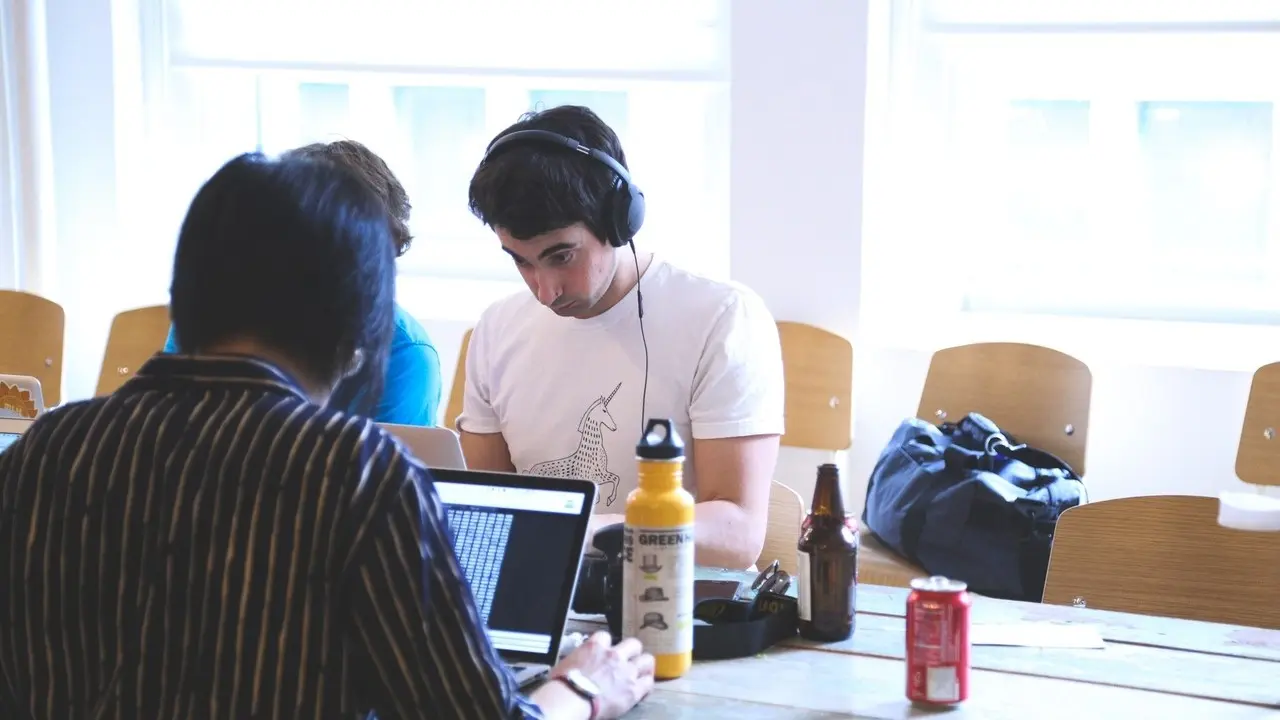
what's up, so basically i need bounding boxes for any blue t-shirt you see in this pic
[163,304,441,426]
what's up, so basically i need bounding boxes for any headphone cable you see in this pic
[629,242,650,433]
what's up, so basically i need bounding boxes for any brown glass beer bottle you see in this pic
[797,463,859,642]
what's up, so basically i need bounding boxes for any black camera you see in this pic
[571,522,625,639]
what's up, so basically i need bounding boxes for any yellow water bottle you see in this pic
[621,418,695,679]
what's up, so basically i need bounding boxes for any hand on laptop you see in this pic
[545,631,654,719]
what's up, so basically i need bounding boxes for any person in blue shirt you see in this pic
[163,139,442,425]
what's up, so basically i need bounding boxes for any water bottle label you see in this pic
[621,524,695,655]
[797,549,812,621]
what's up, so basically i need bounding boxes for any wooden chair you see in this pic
[916,342,1091,474]
[1042,363,1280,627]
[1234,361,1280,489]
[860,342,1093,588]
[1042,495,1280,629]
[96,305,171,396]
[777,322,853,452]
[0,290,65,406]
[767,322,853,574]
[444,328,473,430]
[757,480,805,574]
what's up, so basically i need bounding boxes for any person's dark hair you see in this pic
[468,105,627,243]
[284,139,414,256]
[169,152,397,408]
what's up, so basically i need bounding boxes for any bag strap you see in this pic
[957,415,1086,485]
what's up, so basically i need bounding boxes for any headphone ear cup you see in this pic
[607,186,628,248]
[607,179,631,248]
[613,181,645,247]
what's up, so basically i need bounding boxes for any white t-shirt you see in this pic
[458,257,785,512]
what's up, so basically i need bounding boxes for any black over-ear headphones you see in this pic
[481,126,653,434]
[480,129,647,247]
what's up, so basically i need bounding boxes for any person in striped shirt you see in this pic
[0,152,653,719]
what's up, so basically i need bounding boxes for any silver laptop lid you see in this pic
[430,468,596,667]
[379,423,467,470]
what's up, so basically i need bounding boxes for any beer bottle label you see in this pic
[621,524,695,655]
[797,549,812,621]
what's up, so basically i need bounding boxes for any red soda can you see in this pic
[905,575,971,706]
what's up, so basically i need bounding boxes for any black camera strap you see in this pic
[690,591,798,660]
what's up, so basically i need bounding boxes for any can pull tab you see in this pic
[636,418,685,461]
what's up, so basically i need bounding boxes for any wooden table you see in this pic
[570,571,1280,718]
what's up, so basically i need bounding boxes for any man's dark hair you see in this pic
[285,139,415,256]
[468,105,627,243]
[169,152,397,405]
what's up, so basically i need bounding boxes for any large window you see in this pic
[136,0,730,316]
[868,0,1280,327]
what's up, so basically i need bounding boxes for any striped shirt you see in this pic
[0,355,544,719]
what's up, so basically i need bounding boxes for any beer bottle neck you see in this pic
[810,472,846,519]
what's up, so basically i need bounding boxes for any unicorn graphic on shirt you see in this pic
[527,381,624,506]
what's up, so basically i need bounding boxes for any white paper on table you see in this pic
[970,622,1106,649]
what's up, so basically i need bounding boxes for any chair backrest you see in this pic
[1042,495,1280,629]
[777,321,852,451]
[757,480,805,574]
[96,305,171,396]
[0,290,65,406]
[916,342,1092,475]
[1235,361,1280,487]
[444,327,473,430]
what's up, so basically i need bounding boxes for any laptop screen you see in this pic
[0,432,20,455]
[433,470,593,663]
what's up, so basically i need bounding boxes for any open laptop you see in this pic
[379,423,467,469]
[430,468,596,687]
[0,417,34,455]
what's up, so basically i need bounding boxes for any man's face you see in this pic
[498,224,618,319]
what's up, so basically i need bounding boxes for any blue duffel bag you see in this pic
[861,412,1086,602]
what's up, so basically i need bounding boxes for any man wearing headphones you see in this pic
[459,105,785,570]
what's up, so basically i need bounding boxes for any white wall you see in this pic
[728,1,868,506]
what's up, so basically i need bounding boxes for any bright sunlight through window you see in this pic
[871,0,1280,326]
